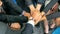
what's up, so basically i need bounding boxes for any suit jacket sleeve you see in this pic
[0,14,28,23]
[37,0,45,4]
[7,0,23,14]
[25,0,33,6]
[58,0,60,4]
[46,12,60,20]
[22,23,33,34]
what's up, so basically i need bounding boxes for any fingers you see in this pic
[36,4,42,10]
[23,11,31,19]
[31,10,46,25]
[52,3,59,10]
[29,5,35,15]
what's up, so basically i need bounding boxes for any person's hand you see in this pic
[10,23,21,30]
[31,10,45,25]
[55,17,60,26]
[23,11,31,19]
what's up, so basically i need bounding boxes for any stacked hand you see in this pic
[23,9,46,25]
[10,4,47,30]
[31,10,45,25]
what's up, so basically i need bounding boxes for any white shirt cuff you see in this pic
[27,20,35,27]
[19,11,24,16]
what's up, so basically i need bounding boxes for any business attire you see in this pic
[21,24,33,34]
[0,19,34,34]
[0,3,33,34]
[25,0,45,11]
[46,12,60,20]
[25,0,45,34]
[1,0,29,23]
[2,0,24,15]
[58,0,60,4]
[0,14,28,24]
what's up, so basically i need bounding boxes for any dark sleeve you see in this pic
[25,0,33,6]
[1,7,6,14]
[37,0,45,4]
[0,14,28,23]
[7,0,23,14]
[46,12,60,20]
[58,0,60,4]
[22,23,33,34]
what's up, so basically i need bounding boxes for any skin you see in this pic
[10,2,59,31]
[0,0,2,13]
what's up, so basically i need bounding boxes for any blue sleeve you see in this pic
[12,0,17,4]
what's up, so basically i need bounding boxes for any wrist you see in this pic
[27,17,35,27]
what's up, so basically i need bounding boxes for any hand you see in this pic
[23,11,31,19]
[31,10,45,25]
[31,10,41,19]
[10,23,21,30]
[55,17,60,26]
[35,12,46,24]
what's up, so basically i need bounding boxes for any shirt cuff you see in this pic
[19,11,24,16]
[27,20,35,27]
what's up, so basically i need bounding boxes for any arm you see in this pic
[46,12,60,20]
[7,0,24,14]
[22,19,35,34]
[22,23,33,34]
[58,0,60,5]
[25,0,35,14]
[0,14,28,23]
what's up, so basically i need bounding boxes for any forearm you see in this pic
[22,18,34,34]
[0,14,28,23]
[22,23,33,34]
[7,0,23,14]
[46,12,60,20]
